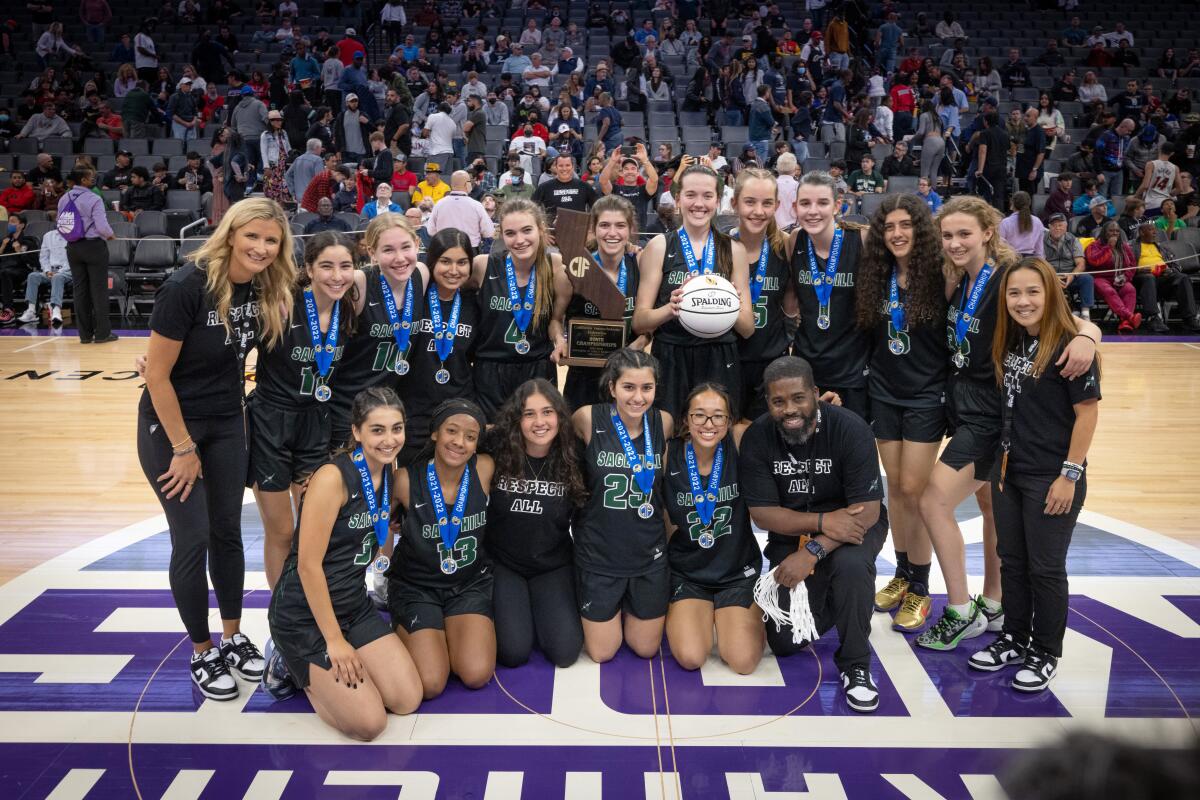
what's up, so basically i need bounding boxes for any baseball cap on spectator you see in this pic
[557,124,572,134]
[345,93,359,101]
[425,163,441,173]
[1048,212,1067,223]
[810,31,822,39]
[1089,196,1108,209]
[178,77,192,88]
[267,110,283,120]
[345,27,356,36]
[1139,124,1158,142]
[354,51,365,59]
[621,157,638,168]
[395,153,407,164]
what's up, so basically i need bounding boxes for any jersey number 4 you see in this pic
[601,473,651,511]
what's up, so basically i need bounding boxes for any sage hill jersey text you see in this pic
[868,281,948,408]
[790,228,870,388]
[255,292,347,409]
[395,457,490,587]
[475,249,553,362]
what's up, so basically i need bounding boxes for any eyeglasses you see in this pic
[688,412,730,427]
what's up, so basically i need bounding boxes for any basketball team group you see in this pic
[135,161,1101,740]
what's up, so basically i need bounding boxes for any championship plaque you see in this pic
[556,208,629,367]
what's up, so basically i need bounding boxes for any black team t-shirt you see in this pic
[790,228,871,389]
[531,176,598,221]
[485,455,574,576]
[867,278,948,408]
[610,177,655,227]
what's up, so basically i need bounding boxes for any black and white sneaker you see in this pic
[191,647,239,701]
[840,664,880,713]
[1012,648,1058,692]
[220,633,265,681]
[968,632,1027,672]
[260,638,297,701]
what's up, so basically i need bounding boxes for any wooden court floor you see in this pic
[1,335,1197,586]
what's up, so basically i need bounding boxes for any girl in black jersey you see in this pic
[397,229,480,467]
[562,195,649,410]
[469,198,574,420]
[917,197,1101,653]
[138,197,294,700]
[662,383,765,675]
[263,388,423,740]
[570,349,675,662]
[787,170,872,419]
[731,168,794,421]
[387,399,497,699]
[966,257,1100,692]
[856,194,947,634]
[251,232,358,589]
[485,379,587,667]
[634,163,755,421]
[330,214,429,450]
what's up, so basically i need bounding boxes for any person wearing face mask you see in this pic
[0,214,38,325]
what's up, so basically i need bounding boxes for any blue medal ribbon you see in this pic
[380,273,414,357]
[953,263,993,353]
[611,410,655,497]
[302,288,340,377]
[750,238,770,303]
[888,270,907,336]
[677,227,715,277]
[427,284,462,364]
[684,441,724,528]
[504,253,537,335]
[426,459,471,552]
[351,447,390,547]
[806,227,843,326]
[591,251,628,296]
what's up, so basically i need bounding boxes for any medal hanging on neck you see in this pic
[592,251,628,297]
[427,283,461,385]
[303,288,340,402]
[677,226,715,279]
[887,270,909,355]
[952,263,993,369]
[426,459,471,575]
[380,272,414,376]
[807,227,843,331]
[750,238,769,305]
[611,409,656,519]
[351,447,391,572]
[685,440,724,549]
[504,253,536,355]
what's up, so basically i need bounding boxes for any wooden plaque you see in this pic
[566,318,628,367]
[555,208,626,320]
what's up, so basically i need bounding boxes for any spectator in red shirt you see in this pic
[96,103,123,140]
[889,75,917,137]
[391,153,418,194]
[299,162,346,212]
[0,171,36,214]
[336,27,363,66]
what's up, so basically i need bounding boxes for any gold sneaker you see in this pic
[873,577,909,612]
[892,592,932,633]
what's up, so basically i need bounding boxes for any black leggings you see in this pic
[492,562,583,668]
[992,474,1084,658]
[137,410,249,644]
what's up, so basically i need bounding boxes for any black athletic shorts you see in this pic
[267,590,394,690]
[575,565,670,622]
[562,364,604,411]
[388,568,495,633]
[473,359,558,421]
[940,378,1002,480]
[654,339,741,423]
[871,399,948,444]
[669,573,757,610]
[822,385,869,421]
[247,397,330,491]
[738,358,773,421]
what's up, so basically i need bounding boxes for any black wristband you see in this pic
[817,512,823,534]
[1073,332,1097,345]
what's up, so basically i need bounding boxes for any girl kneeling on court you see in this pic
[662,383,765,675]
[250,232,358,589]
[967,257,1100,693]
[571,349,674,661]
[263,388,423,739]
[387,399,497,699]
[485,379,587,667]
[139,197,293,700]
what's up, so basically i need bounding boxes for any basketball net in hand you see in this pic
[754,567,819,645]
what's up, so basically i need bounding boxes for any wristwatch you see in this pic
[1061,461,1084,482]
[804,538,827,561]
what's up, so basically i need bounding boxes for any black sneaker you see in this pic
[1012,647,1058,692]
[260,638,297,701]
[191,647,239,700]
[219,633,265,680]
[968,632,1027,672]
[840,664,879,713]
[1148,315,1170,334]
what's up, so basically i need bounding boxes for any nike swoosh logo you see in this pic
[351,492,361,499]
[414,502,427,509]
[725,363,734,369]
[594,428,605,434]
[669,470,681,476]
[369,301,380,307]
[290,323,303,329]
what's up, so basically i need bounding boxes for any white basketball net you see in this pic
[754,567,819,645]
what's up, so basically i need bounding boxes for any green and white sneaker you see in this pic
[916,601,988,651]
[976,595,1005,632]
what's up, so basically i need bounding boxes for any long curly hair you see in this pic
[486,378,588,507]
[935,195,1020,279]
[857,193,945,329]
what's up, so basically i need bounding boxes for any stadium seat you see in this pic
[117,138,150,155]
[135,211,169,237]
[165,191,203,215]
[153,139,186,156]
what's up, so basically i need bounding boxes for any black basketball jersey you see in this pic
[394,456,490,587]
[328,267,426,428]
[474,249,554,362]
[790,228,871,388]
[661,436,762,588]
[867,277,948,408]
[946,269,1001,387]
[279,453,381,615]
[574,403,668,577]
[254,292,347,409]
[734,234,791,363]
[399,288,479,442]
[485,455,574,576]
[654,228,737,347]
[565,252,639,334]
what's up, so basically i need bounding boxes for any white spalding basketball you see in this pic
[678,274,741,339]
